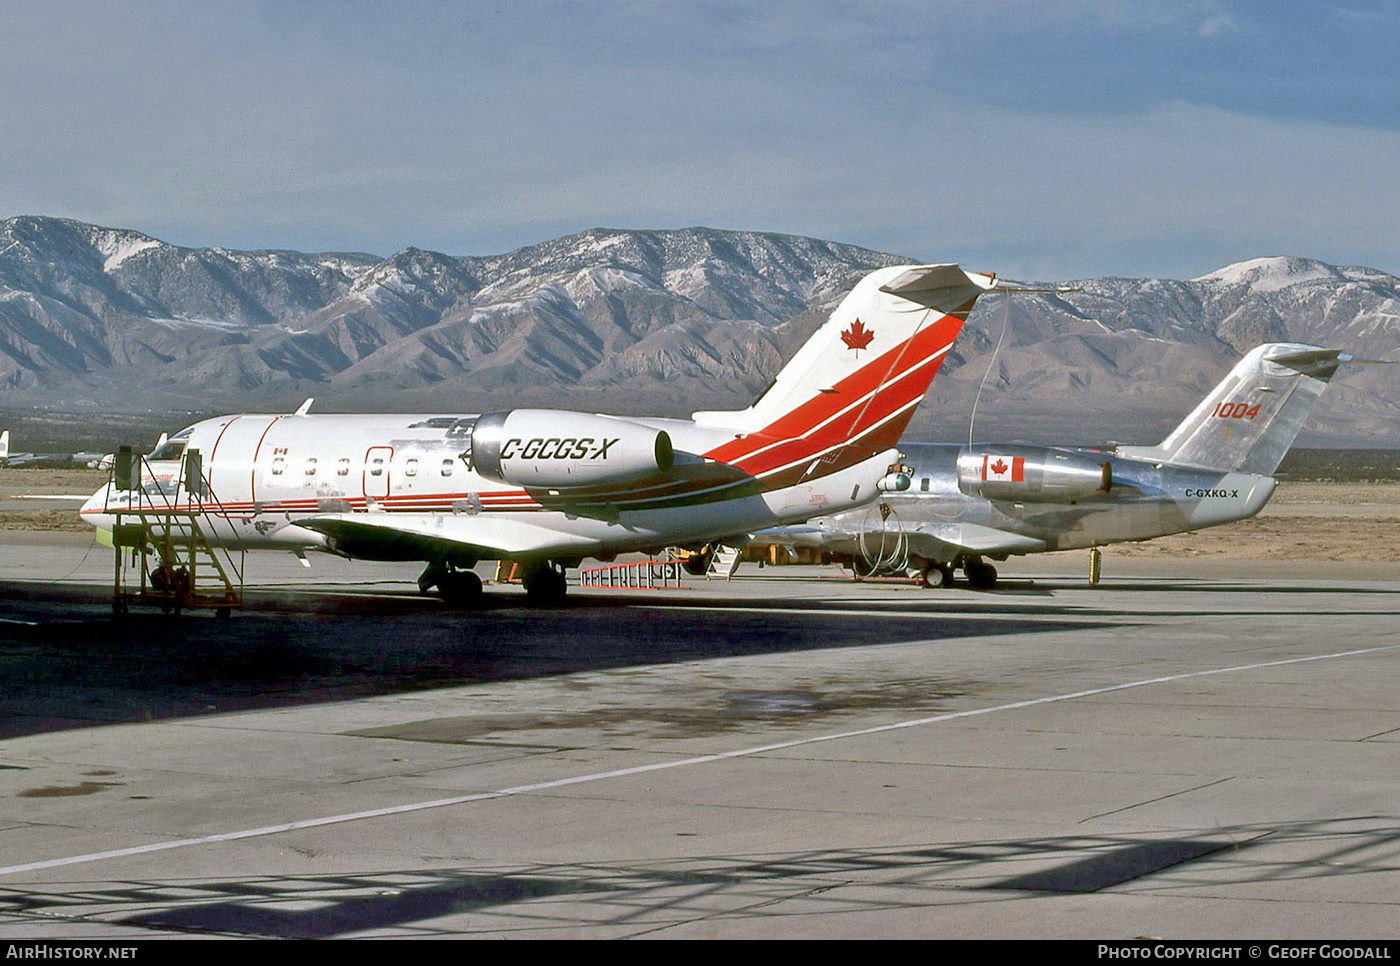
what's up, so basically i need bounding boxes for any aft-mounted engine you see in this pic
[957,446,1115,503]
[464,409,675,488]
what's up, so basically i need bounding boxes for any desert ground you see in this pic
[1113,481,1400,562]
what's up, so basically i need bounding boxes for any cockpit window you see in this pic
[149,439,188,462]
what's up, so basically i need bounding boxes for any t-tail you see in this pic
[1116,343,1348,475]
[693,264,995,452]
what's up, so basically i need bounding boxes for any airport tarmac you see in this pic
[0,533,1398,939]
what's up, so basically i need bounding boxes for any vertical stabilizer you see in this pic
[693,264,994,449]
[0,430,7,461]
[1116,343,1346,474]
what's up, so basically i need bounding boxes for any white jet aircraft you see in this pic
[753,343,1351,588]
[82,263,996,603]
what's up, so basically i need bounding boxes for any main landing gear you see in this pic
[418,561,484,607]
[418,559,571,606]
[964,557,998,590]
[520,562,568,605]
[910,555,998,590]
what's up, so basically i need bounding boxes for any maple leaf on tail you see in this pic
[840,318,875,355]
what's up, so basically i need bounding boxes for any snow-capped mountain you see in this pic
[0,216,1396,446]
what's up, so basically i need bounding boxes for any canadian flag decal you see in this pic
[840,318,875,355]
[983,454,1025,482]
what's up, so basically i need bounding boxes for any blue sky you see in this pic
[2,1,1397,279]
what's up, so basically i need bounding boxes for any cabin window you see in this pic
[370,457,384,477]
[305,457,318,476]
[271,457,285,475]
[405,458,419,477]
[921,477,929,492]
[337,458,350,476]
[441,458,454,477]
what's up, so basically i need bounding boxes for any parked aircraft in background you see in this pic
[72,437,162,471]
[73,450,116,470]
[0,431,69,467]
[81,263,996,603]
[0,431,145,469]
[754,343,1349,588]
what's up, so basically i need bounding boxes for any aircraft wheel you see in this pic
[215,606,231,621]
[524,565,568,605]
[440,570,484,607]
[921,565,951,589]
[966,560,998,590]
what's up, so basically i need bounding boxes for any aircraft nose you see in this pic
[79,484,110,521]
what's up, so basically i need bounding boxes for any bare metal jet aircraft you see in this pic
[754,343,1349,588]
[0,431,139,469]
[81,263,996,603]
[0,431,69,467]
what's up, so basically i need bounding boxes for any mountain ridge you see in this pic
[1,216,1396,447]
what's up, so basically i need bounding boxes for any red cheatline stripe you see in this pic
[704,312,962,468]
[714,339,955,481]
[725,345,951,477]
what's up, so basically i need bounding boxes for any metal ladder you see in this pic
[107,449,245,617]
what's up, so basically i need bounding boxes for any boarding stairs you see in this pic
[710,545,744,579]
[105,450,245,617]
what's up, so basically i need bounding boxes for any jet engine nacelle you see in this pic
[957,446,1114,503]
[467,409,675,488]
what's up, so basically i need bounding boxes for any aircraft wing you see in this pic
[3,454,68,467]
[297,512,602,561]
[906,522,1047,558]
[757,520,1046,560]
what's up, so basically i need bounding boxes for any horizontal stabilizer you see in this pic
[1263,346,1352,373]
[878,264,997,302]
